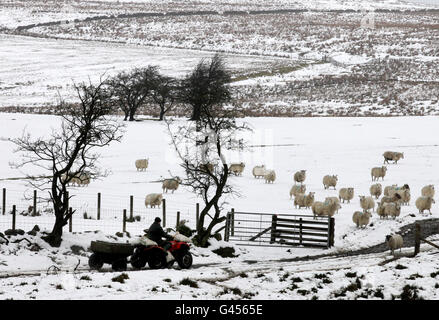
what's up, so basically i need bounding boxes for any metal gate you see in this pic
[224,210,334,249]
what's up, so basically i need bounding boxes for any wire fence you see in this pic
[0,187,202,236]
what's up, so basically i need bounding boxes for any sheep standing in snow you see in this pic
[264,170,276,184]
[294,170,306,185]
[324,197,341,213]
[352,211,372,228]
[371,166,387,181]
[415,196,435,215]
[384,184,398,197]
[370,183,382,199]
[162,177,181,193]
[229,162,245,176]
[376,204,387,219]
[383,151,404,164]
[359,196,375,212]
[135,159,149,171]
[252,165,266,179]
[421,185,435,198]
[312,201,339,218]
[290,184,306,199]
[145,193,163,208]
[390,188,411,206]
[339,188,354,203]
[323,175,338,190]
[380,193,402,206]
[383,202,401,219]
[386,234,403,255]
[294,192,315,209]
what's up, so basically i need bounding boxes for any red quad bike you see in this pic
[130,240,193,270]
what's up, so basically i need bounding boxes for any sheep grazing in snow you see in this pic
[359,196,375,212]
[145,193,163,208]
[162,177,181,193]
[383,202,401,219]
[370,183,382,199]
[376,204,387,219]
[384,184,398,197]
[371,166,387,181]
[380,193,402,206]
[252,165,266,179]
[415,196,435,215]
[421,185,435,198]
[135,159,149,171]
[294,192,315,209]
[264,170,276,184]
[383,151,404,164]
[390,188,411,206]
[294,170,306,185]
[229,162,245,176]
[352,211,372,228]
[324,197,341,213]
[339,188,354,203]
[312,201,339,218]
[323,175,338,190]
[386,234,403,255]
[290,184,306,199]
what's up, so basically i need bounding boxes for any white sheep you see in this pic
[376,204,387,219]
[289,184,306,199]
[145,193,163,208]
[359,196,375,212]
[384,184,398,197]
[383,202,401,219]
[323,175,338,190]
[264,170,276,184]
[312,201,339,218]
[294,170,306,185]
[324,197,341,213]
[294,192,315,209]
[162,177,181,193]
[421,185,435,198]
[371,166,387,181]
[339,188,354,203]
[229,162,245,176]
[385,234,403,255]
[135,158,149,171]
[383,151,404,164]
[252,165,266,179]
[370,183,382,199]
[352,211,372,228]
[415,196,435,215]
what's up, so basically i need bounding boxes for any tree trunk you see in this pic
[190,105,201,121]
[159,108,165,121]
[42,216,65,247]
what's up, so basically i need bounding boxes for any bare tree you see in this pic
[109,66,159,121]
[179,54,232,121]
[150,75,178,121]
[166,101,249,248]
[11,79,124,247]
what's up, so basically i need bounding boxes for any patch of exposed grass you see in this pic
[179,278,198,288]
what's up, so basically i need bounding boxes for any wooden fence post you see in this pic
[231,208,235,237]
[12,205,16,231]
[97,193,101,220]
[224,212,231,242]
[196,203,199,228]
[329,217,335,247]
[123,209,127,233]
[2,188,5,215]
[33,190,37,216]
[130,195,134,220]
[414,222,421,256]
[270,214,277,244]
[162,199,166,228]
[69,207,73,233]
[176,211,180,228]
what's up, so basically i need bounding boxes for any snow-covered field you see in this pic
[1,113,438,250]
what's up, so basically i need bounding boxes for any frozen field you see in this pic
[0,34,291,108]
[0,113,438,253]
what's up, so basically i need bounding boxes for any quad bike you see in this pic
[130,240,193,270]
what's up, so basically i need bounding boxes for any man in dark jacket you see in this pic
[147,217,173,250]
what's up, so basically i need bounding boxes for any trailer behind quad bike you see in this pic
[88,241,134,271]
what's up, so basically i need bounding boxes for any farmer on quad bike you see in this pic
[147,217,174,251]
